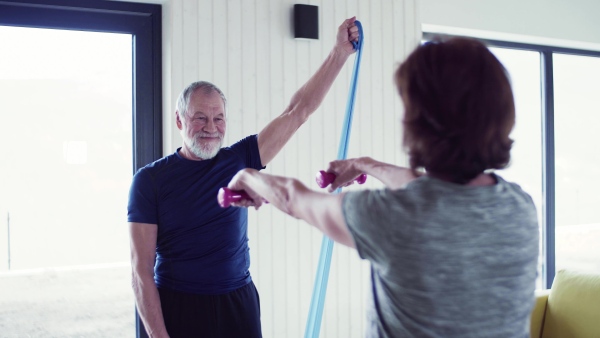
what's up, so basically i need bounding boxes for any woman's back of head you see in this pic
[395,37,515,184]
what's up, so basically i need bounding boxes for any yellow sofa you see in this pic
[530,269,600,338]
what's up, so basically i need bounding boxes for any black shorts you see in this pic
[157,281,262,338]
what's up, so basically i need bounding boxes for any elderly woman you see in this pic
[227,37,539,338]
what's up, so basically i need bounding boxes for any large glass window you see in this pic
[0,26,133,269]
[0,1,161,337]
[0,25,135,337]
[490,47,544,288]
[553,54,600,274]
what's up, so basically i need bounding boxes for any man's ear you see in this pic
[176,111,183,130]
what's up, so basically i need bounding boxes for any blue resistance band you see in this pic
[304,20,364,338]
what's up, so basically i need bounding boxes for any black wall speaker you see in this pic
[294,4,319,39]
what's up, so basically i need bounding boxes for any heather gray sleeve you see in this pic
[342,189,403,265]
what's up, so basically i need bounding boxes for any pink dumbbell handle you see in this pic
[218,187,252,208]
[315,170,367,189]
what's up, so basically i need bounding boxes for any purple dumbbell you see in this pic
[218,187,252,208]
[315,170,367,189]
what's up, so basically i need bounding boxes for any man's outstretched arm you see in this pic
[257,17,360,166]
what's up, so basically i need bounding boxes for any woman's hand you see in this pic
[325,157,368,192]
[227,169,268,209]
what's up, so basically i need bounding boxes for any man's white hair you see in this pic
[176,81,227,117]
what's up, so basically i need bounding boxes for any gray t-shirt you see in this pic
[343,174,539,338]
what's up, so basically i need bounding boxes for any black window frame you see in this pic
[0,1,162,337]
[423,31,600,289]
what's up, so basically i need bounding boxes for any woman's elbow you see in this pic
[281,179,309,217]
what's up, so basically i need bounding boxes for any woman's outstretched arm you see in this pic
[227,168,356,248]
[325,156,419,191]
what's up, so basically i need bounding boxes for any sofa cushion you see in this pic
[542,269,600,338]
[530,289,550,338]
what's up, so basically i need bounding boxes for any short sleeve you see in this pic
[228,134,266,170]
[127,168,158,224]
[342,189,397,265]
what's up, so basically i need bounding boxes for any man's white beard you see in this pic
[185,132,223,159]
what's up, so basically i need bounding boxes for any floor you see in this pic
[0,264,134,338]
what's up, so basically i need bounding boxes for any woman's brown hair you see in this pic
[395,37,515,184]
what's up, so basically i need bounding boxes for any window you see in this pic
[553,54,600,274]
[0,1,161,337]
[488,47,544,289]
[0,26,133,269]
[424,32,600,289]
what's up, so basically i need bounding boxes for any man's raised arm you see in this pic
[257,17,359,166]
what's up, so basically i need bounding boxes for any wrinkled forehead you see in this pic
[188,89,226,115]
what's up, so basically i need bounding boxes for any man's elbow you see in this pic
[131,269,143,294]
[288,92,319,121]
[300,99,320,117]
[283,106,311,127]
[131,262,154,292]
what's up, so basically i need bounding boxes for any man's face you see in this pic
[177,90,226,160]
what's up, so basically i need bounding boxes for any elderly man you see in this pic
[127,17,360,338]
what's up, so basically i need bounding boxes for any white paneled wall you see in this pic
[162,1,419,337]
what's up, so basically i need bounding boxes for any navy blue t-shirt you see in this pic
[127,135,264,294]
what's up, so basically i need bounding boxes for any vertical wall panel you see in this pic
[161,0,174,155]
[394,0,410,168]
[163,1,416,337]
[165,1,183,153]
[182,0,198,87]
[287,3,304,334]
[226,1,243,145]
[197,1,214,82]
[211,0,229,144]
[381,0,398,166]
[301,1,325,336]
[372,0,385,164]
[256,1,280,336]
[271,3,287,337]
[240,0,259,293]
